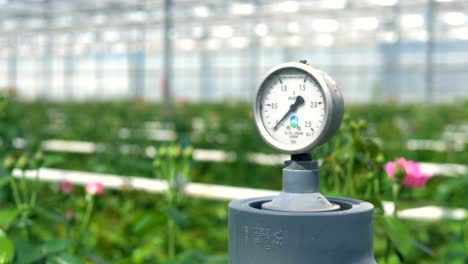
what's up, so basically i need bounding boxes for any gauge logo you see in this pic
[290,115,298,128]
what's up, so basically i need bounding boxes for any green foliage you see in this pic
[0,229,15,264]
[46,252,82,264]
[319,114,386,199]
[0,93,467,263]
[153,144,194,260]
[11,239,81,264]
[383,216,412,258]
[0,176,12,189]
[0,209,20,229]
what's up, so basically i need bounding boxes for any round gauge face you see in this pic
[257,67,326,152]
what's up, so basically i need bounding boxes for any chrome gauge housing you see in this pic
[253,61,344,154]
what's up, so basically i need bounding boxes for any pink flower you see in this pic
[59,180,73,194]
[65,210,75,220]
[384,158,431,188]
[177,97,187,107]
[86,182,104,196]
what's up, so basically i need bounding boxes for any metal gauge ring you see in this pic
[253,61,344,154]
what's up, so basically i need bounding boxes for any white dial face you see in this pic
[259,68,326,148]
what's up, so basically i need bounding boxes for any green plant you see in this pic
[0,152,82,263]
[153,144,193,262]
[0,96,466,262]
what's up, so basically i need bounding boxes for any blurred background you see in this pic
[0,0,467,263]
[0,0,467,103]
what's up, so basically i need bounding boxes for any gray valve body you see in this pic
[236,62,375,263]
[228,196,376,264]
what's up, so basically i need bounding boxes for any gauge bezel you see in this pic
[253,62,340,154]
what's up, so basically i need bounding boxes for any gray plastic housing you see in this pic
[262,160,338,212]
[228,196,376,264]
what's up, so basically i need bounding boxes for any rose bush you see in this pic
[384,158,431,188]
[0,97,466,263]
[86,182,104,196]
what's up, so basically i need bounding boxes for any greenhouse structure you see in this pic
[0,0,467,263]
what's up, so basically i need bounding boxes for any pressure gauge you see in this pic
[254,61,344,154]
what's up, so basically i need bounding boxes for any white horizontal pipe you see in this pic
[12,168,466,221]
[11,168,278,201]
[407,139,466,152]
[419,162,468,176]
[13,135,468,176]
[381,201,466,221]
[38,139,290,166]
[37,139,467,176]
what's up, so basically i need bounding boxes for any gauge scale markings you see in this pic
[259,69,325,146]
[254,62,344,154]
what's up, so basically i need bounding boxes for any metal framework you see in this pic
[0,0,467,103]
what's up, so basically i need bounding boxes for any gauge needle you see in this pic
[272,96,305,131]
